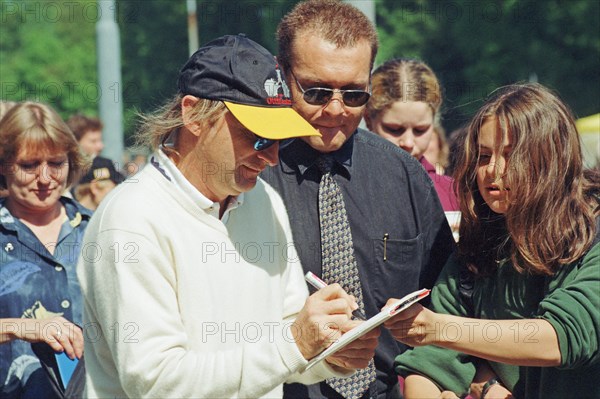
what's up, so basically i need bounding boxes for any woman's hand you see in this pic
[1,317,84,359]
[478,383,513,399]
[383,302,440,347]
[438,391,461,399]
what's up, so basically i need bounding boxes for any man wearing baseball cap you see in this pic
[72,156,125,210]
[77,34,378,398]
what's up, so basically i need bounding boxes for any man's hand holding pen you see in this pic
[292,283,361,360]
[325,320,380,371]
[293,273,379,372]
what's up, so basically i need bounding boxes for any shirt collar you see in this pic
[152,150,244,219]
[419,156,436,173]
[279,131,355,179]
[0,196,90,232]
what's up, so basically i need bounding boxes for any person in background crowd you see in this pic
[387,83,600,399]
[365,58,459,213]
[77,34,379,398]
[261,2,455,398]
[67,113,124,202]
[65,114,104,159]
[72,156,124,211]
[0,100,19,198]
[424,124,451,176]
[0,102,89,398]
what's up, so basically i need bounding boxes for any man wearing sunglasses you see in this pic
[261,2,456,399]
[77,34,379,398]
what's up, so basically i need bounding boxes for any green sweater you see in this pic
[395,242,600,399]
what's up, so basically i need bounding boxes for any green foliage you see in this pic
[195,0,297,54]
[116,0,297,145]
[2,0,598,146]
[0,0,98,119]
[376,0,600,133]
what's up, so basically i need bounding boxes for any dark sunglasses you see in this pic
[252,135,277,151]
[234,116,284,152]
[291,71,371,107]
[250,134,295,151]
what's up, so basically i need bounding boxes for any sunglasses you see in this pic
[252,135,278,151]
[291,71,371,107]
[233,114,287,152]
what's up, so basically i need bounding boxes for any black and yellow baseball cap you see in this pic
[177,34,319,141]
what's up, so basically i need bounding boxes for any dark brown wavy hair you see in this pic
[454,83,600,276]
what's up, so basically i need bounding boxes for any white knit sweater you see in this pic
[77,156,343,398]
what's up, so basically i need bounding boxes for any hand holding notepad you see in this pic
[303,283,431,370]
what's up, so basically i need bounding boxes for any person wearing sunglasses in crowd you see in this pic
[76,35,379,398]
[260,2,455,398]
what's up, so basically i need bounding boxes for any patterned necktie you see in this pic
[317,155,376,399]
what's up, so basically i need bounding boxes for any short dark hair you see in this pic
[276,0,378,73]
[66,113,103,141]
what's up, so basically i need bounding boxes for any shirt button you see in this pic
[55,266,63,272]
[61,300,70,309]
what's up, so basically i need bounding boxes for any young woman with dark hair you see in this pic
[386,83,600,399]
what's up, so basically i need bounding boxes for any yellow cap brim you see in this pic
[224,101,320,140]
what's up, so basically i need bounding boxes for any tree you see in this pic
[116,0,297,145]
[2,0,597,146]
[376,0,600,133]
[0,0,98,119]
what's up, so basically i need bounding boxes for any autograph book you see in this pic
[305,288,431,371]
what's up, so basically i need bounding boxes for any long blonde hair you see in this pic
[135,94,226,155]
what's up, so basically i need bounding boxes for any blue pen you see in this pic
[304,271,367,320]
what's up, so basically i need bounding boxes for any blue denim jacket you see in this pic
[0,197,91,398]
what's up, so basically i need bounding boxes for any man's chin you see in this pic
[235,178,258,194]
[300,133,348,153]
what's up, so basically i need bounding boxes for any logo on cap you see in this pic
[264,62,291,106]
[93,167,111,181]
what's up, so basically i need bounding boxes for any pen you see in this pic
[383,233,389,261]
[304,271,367,320]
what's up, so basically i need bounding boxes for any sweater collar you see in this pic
[151,150,244,219]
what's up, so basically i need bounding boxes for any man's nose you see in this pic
[322,93,345,117]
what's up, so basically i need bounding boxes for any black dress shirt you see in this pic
[261,129,455,399]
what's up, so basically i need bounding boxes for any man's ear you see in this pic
[181,95,202,137]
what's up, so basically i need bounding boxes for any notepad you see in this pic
[305,288,430,371]
[55,352,78,388]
